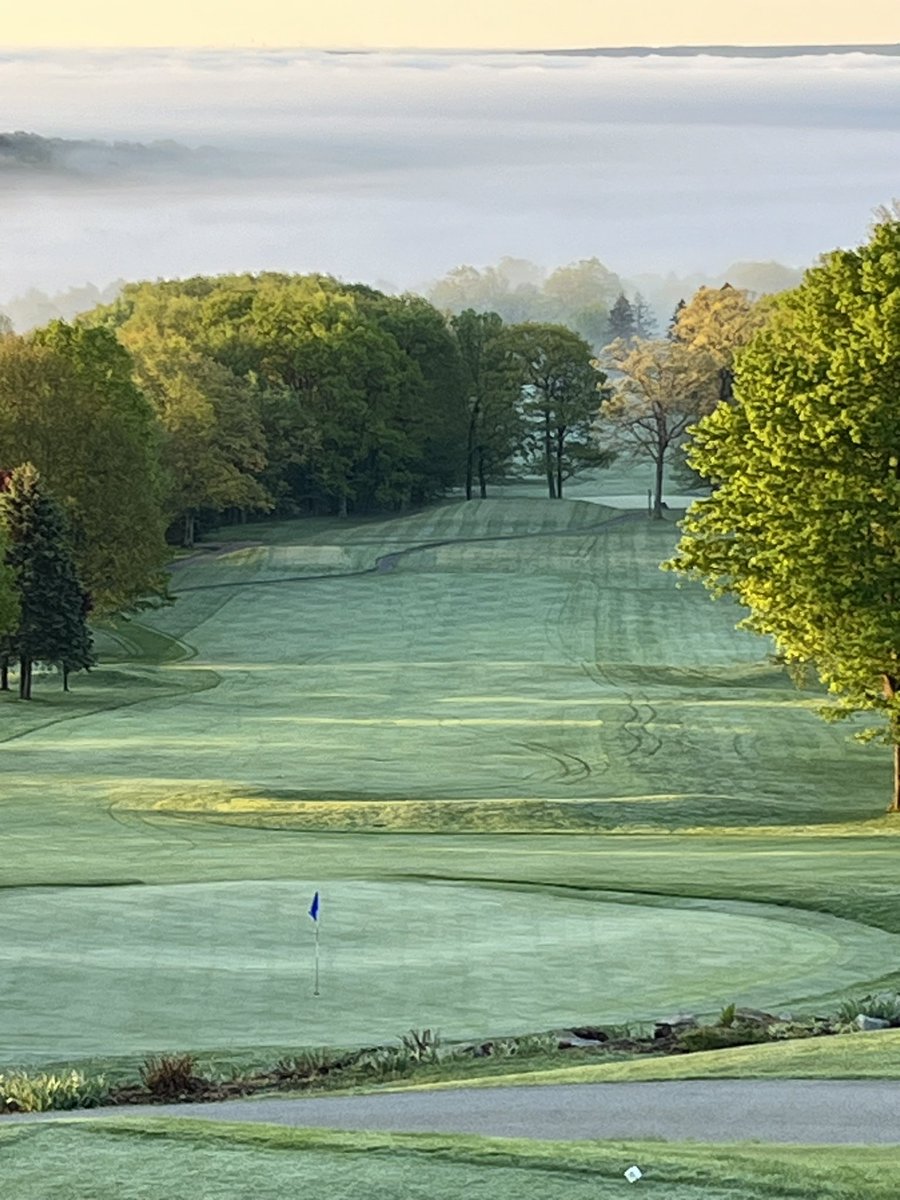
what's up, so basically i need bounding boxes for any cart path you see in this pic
[7,1080,899,1144]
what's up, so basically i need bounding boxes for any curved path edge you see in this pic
[5,1080,898,1145]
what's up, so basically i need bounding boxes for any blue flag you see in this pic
[308,891,320,922]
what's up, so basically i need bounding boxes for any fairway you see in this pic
[3,487,899,1063]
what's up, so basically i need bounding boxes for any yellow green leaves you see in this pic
[667,215,900,785]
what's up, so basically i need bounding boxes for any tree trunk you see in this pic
[555,427,565,500]
[19,656,31,700]
[478,450,487,499]
[543,413,556,499]
[183,511,196,548]
[62,664,70,692]
[338,494,348,518]
[0,655,8,691]
[883,678,900,812]
[652,452,666,519]
[465,411,476,501]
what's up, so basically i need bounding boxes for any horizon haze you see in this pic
[1,47,897,311]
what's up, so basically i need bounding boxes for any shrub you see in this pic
[718,1003,737,1028]
[357,1045,419,1079]
[139,1053,202,1098]
[677,1024,772,1053]
[836,993,900,1024]
[272,1048,336,1083]
[400,1028,442,1063]
[490,1034,561,1058]
[0,1070,109,1113]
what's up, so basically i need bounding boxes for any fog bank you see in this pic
[1,48,898,301]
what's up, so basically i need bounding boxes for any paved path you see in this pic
[7,1080,900,1144]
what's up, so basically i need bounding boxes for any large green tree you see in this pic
[0,324,168,611]
[666,214,900,810]
[99,274,464,520]
[2,463,94,699]
[504,323,611,499]
[450,309,521,499]
[117,316,271,546]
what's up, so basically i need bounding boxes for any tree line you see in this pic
[0,270,758,696]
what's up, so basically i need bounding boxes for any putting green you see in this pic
[3,880,898,1061]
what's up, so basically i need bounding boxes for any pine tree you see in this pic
[607,293,636,343]
[1,463,94,699]
[632,292,658,339]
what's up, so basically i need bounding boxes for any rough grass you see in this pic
[3,1121,899,1200]
[3,489,900,1063]
[397,1030,900,1092]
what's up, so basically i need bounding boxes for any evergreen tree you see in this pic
[607,293,637,343]
[632,292,658,339]
[1,464,94,699]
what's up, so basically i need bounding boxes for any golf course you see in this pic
[4,472,900,1066]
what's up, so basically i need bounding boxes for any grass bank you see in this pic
[4,1120,900,1199]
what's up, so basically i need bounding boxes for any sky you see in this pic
[1,47,897,312]
[3,0,900,49]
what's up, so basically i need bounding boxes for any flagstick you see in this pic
[313,919,320,997]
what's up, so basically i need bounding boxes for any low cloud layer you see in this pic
[1,49,898,300]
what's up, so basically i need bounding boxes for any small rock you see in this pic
[655,1015,697,1040]
[735,1008,780,1026]
[855,1014,891,1031]
[569,1026,609,1042]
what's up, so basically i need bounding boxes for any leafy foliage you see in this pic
[671,283,763,401]
[836,992,900,1023]
[503,322,612,498]
[667,214,900,806]
[0,1069,109,1112]
[139,1053,203,1098]
[96,274,469,525]
[451,309,522,498]
[0,322,168,611]
[601,337,720,516]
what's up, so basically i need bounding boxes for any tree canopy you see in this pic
[601,337,720,517]
[666,214,900,809]
[450,309,522,499]
[0,322,169,612]
[504,322,611,499]
[672,283,763,401]
[97,274,468,528]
